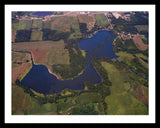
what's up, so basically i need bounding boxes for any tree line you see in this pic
[14,29,71,43]
[41,29,70,41]
[113,38,148,57]
[111,12,148,34]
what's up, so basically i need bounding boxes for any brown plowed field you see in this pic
[12,63,31,83]
[12,85,33,112]
[32,50,47,64]
[133,35,148,51]
[134,85,148,105]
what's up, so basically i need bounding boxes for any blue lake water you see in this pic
[21,30,119,94]
[124,12,131,15]
[32,11,54,17]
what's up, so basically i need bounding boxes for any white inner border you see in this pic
[5,5,155,123]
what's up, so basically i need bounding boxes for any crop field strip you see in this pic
[12,40,70,65]
[94,13,109,26]
[12,16,83,42]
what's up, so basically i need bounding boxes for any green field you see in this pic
[51,16,81,39]
[135,25,148,32]
[55,91,105,115]
[12,20,32,42]
[12,40,70,66]
[94,13,109,26]
[30,29,43,41]
[42,20,51,29]
[47,48,70,65]
[32,19,43,29]
[12,52,29,68]
[101,61,148,115]
[51,16,80,32]
[18,20,32,30]
[116,51,148,68]
[12,84,57,115]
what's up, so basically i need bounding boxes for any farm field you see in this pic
[116,51,148,68]
[51,16,79,31]
[133,35,148,51]
[30,28,43,41]
[77,14,96,30]
[94,13,109,26]
[32,19,43,29]
[42,20,51,29]
[12,51,32,83]
[12,40,69,65]
[134,25,148,32]
[18,20,32,30]
[12,85,58,115]
[12,20,32,42]
[101,61,148,115]
[50,16,81,39]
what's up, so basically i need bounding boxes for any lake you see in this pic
[32,11,54,17]
[21,30,119,94]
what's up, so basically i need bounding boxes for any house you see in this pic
[80,11,90,14]
[112,12,121,19]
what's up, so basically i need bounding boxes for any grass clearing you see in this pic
[80,50,86,57]
[94,13,109,26]
[18,20,32,30]
[30,28,43,41]
[12,52,28,66]
[75,92,101,105]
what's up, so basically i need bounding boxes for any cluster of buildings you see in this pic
[116,31,140,41]
[109,11,132,21]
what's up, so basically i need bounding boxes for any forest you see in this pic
[111,12,148,34]
[15,30,31,42]
[41,29,70,41]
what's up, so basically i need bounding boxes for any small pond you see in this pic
[32,11,54,17]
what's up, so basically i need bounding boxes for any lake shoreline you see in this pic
[21,30,118,94]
